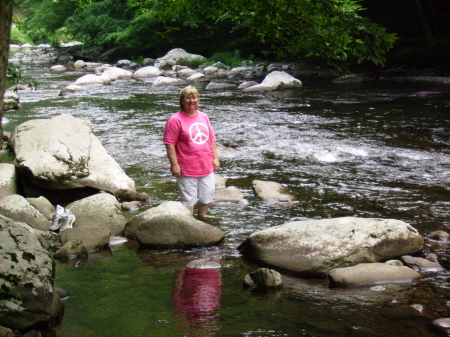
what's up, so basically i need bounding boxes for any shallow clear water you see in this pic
[2,60,450,337]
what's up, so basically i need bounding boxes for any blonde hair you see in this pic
[179,86,199,110]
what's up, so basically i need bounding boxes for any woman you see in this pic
[163,86,220,219]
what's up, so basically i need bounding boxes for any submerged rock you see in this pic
[328,263,421,287]
[53,239,88,260]
[243,268,283,290]
[252,180,298,206]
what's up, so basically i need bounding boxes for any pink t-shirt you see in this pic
[163,110,216,177]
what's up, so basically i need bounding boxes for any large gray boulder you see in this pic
[124,201,190,238]
[238,217,424,277]
[66,193,126,236]
[0,164,17,199]
[154,48,206,69]
[328,263,422,287]
[11,114,135,194]
[0,194,51,231]
[136,214,225,249]
[0,215,62,331]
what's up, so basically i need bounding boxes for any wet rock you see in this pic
[252,180,298,206]
[177,68,196,77]
[11,114,135,194]
[54,286,70,300]
[57,226,111,250]
[74,74,111,85]
[0,194,51,230]
[243,71,302,92]
[3,94,20,110]
[205,82,237,90]
[58,84,86,96]
[151,76,186,87]
[385,259,404,267]
[101,66,133,80]
[113,188,152,202]
[0,326,14,337]
[73,60,86,69]
[53,239,88,260]
[154,48,206,69]
[427,230,449,242]
[0,215,58,331]
[187,72,207,82]
[0,163,17,199]
[203,66,218,75]
[243,268,283,290]
[214,186,248,204]
[332,74,369,84]
[425,253,439,262]
[238,81,259,89]
[400,255,445,272]
[121,201,142,212]
[228,66,253,79]
[67,193,126,236]
[132,65,162,79]
[135,214,225,249]
[432,318,450,334]
[329,263,421,287]
[238,217,424,277]
[124,201,190,238]
[50,64,66,71]
[26,196,55,220]
[214,174,227,188]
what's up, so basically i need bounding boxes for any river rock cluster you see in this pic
[2,43,450,336]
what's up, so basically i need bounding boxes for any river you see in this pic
[2,59,450,337]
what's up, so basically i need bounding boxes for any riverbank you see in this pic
[2,42,450,337]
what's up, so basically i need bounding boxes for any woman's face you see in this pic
[181,94,199,115]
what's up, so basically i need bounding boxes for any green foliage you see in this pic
[183,57,207,69]
[15,0,398,67]
[64,0,134,47]
[9,27,32,45]
[209,51,243,68]
[6,63,39,90]
[20,0,78,44]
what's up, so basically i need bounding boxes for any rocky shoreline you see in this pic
[1,43,450,336]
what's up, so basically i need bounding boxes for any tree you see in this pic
[124,0,398,66]
[0,0,13,142]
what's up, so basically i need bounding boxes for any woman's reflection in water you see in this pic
[172,259,222,336]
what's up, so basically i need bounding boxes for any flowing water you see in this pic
[2,60,450,337]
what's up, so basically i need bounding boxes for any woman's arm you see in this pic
[211,141,220,172]
[165,144,181,177]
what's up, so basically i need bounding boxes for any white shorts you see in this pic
[177,173,215,206]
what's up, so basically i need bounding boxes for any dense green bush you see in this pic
[10,27,32,45]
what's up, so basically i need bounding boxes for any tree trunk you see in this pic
[0,0,13,142]
[415,0,434,45]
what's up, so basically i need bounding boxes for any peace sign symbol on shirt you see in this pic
[189,122,210,144]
